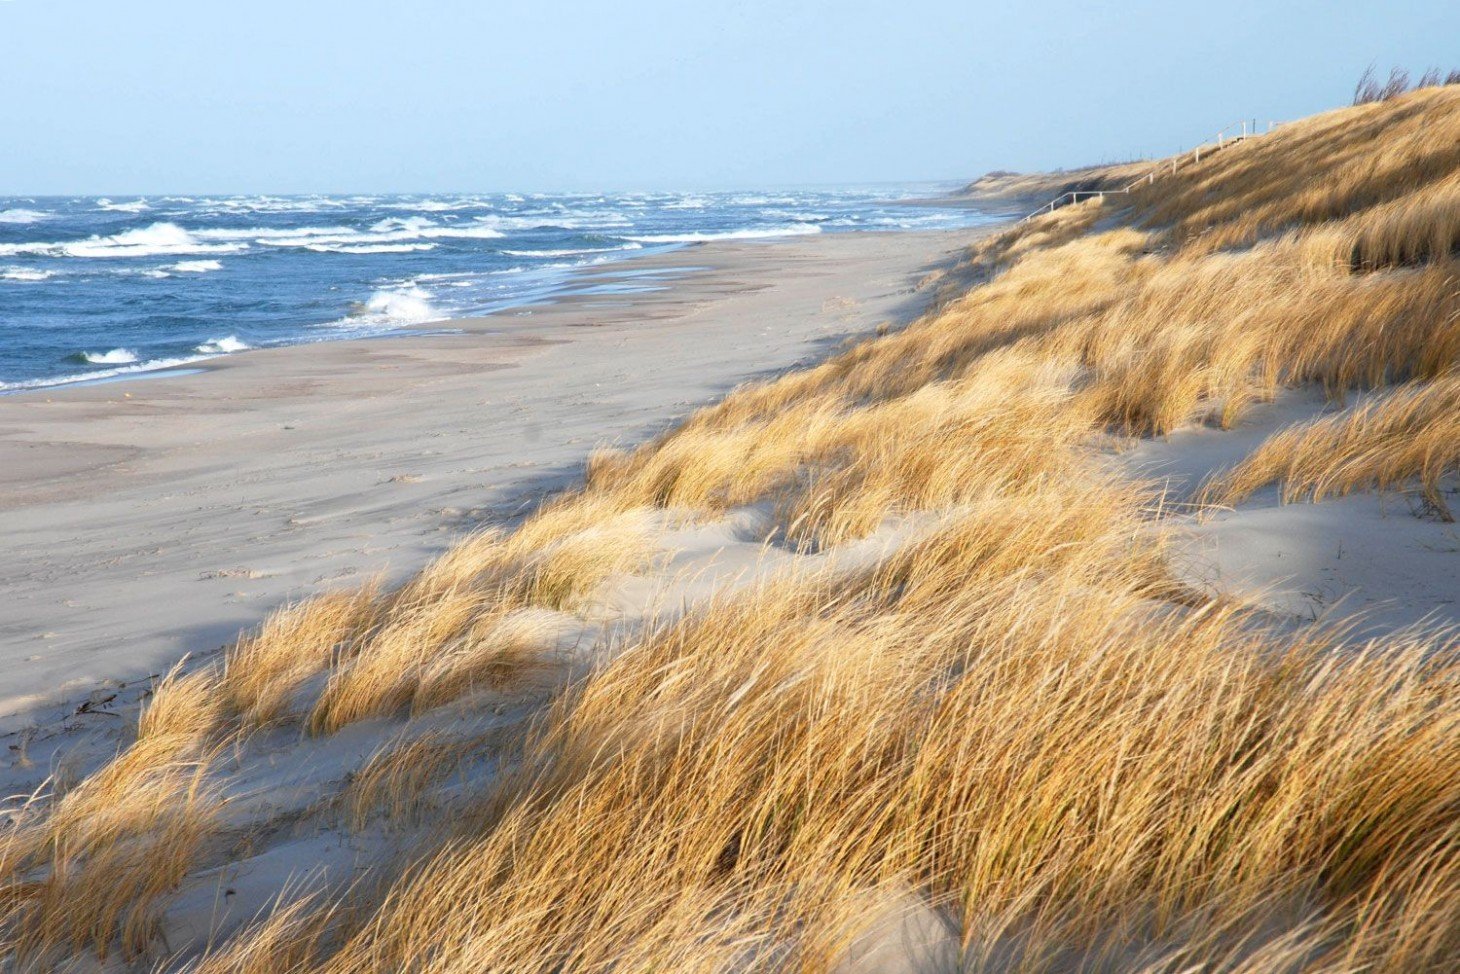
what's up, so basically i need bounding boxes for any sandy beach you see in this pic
[0,226,991,730]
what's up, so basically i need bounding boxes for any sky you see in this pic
[1,0,1458,195]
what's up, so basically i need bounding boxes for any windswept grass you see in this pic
[1354,64,1460,106]
[318,561,1460,974]
[6,87,1460,970]
[0,746,218,966]
[1200,372,1460,519]
[1134,86,1460,256]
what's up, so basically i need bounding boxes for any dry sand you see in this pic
[0,228,989,731]
[1126,387,1460,637]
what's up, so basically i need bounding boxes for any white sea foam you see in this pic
[410,222,507,241]
[380,198,493,213]
[0,208,49,224]
[364,215,508,240]
[194,196,347,214]
[230,218,505,250]
[304,242,438,254]
[80,348,139,365]
[1,266,54,281]
[193,224,355,242]
[410,271,481,283]
[0,223,247,259]
[469,212,631,232]
[1,355,212,392]
[370,216,434,234]
[189,214,648,252]
[499,243,643,257]
[170,259,224,273]
[363,287,437,322]
[623,224,823,244]
[411,200,473,212]
[195,335,250,354]
[760,209,831,221]
[96,198,151,213]
[728,194,801,206]
[321,286,441,332]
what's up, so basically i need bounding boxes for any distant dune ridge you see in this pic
[3,88,1460,971]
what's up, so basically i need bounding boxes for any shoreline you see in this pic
[0,224,1003,731]
[0,244,699,398]
[0,191,1004,398]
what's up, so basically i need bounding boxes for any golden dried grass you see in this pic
[1200,372,1460,518]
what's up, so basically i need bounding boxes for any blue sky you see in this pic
[2,0,1457,194]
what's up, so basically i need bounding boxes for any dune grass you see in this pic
[1199,371,1460,519]
[2,87,1460,971]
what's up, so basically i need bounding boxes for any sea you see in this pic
[0,186,1003,392]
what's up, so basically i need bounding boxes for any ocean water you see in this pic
[0,187,1002,391]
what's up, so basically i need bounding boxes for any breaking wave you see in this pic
[0,223,246,259]
[77,348,139,365]
[195,336,251,354]
[323,286,442,332]
[203,217,505,250]
[304,243,438,254]
[96,198,151,213]
[0,208,49,224]
[1,266,54,282]
[362,287,437,322]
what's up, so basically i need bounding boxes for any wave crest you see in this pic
[195,335,250,354]
[325,287,441,332]
[1,266,54,282]
[362,287,437,323]
[96,198,151,213]
[0,208,49,224]
[78,348,139,365]
[304,243,437,254]
[0,222,247,259]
